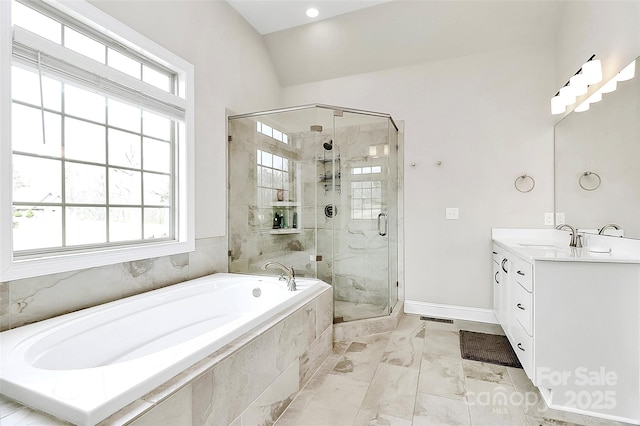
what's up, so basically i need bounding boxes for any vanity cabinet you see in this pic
[491,239,640,424]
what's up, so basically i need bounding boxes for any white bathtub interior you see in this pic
[0,272,327,425]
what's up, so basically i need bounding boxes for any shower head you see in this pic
[323,140,333,151]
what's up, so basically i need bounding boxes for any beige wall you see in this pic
[283,43,557,310]
[282,1,640,314]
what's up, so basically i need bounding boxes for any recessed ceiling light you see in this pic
[306,8,319,18]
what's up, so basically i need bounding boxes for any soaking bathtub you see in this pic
[0,272,328,425]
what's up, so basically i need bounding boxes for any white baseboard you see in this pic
[404,300,498,324]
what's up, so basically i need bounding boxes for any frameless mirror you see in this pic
[554,57,640,239]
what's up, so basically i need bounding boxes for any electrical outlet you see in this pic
[556,212,565,224]
[445,207,459,220]
[544,212,554,226]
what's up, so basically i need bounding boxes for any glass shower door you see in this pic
[330,111,396,322]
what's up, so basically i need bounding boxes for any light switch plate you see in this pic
[556,212,565,224]
[445,208,459,220]
[544,212,554,226]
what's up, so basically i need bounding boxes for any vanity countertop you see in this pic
[492,228,640,264]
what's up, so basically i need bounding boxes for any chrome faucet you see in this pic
[598,223,621,235]
[556,223,578,247]
[261,261,297,291]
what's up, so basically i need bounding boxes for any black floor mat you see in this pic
[459,330,522,368]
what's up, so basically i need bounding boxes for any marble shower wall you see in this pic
[228,118,318,278]
[0,236,227,331]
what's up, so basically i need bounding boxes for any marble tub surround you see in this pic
[1,286,333,426]
[492,228,640,263]
[333,301,403,342]
[0,236,228,331]
[276,315,632,426]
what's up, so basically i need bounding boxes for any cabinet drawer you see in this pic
[511,322,534,380]
[513,258,533,292]
[513,282,533,336]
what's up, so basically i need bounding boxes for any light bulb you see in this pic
[569,73,588,96]
[574,101,590,112]
[306,8,319,18]
[551,95,566,115]
[559,86,576,106]
[582,59,602,85]
[600,77,617,94]
[587,89,603,104]
[618,60,636,82]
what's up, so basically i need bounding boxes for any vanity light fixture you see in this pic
[559,86,576,106]
[574,102,590,112]
[587,90,603,104]
[599,78,617,94]
[574,88,603,113]
[551,55,602,115]
[581,57,603,84]
[572,59,636,113]
[550,95,566,115]
[569,73,588,96]
[617,60,636,82]
[306,7,319,18]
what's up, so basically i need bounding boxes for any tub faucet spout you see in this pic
[556,223,578,247]
[261,261,297,291]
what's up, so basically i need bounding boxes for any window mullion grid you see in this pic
[139,110,144,240]
[104,92,110,244]
[13,29,187,119]
[58,12,66,248]
[169,120,177,239]
[18,0,178,84]
[60,81,67,247]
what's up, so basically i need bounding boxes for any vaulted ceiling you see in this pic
[228,1,563,87]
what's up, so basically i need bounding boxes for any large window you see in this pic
[257,149,290,205]
[351,166,382,220]
[0,0,194,280]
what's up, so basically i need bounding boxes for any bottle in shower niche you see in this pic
[273,212,281,229]
[292,211,298,228]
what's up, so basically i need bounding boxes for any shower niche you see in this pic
[228,104,399,323]
[269,200,300,235]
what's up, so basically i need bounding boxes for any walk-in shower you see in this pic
[227,104,399,322]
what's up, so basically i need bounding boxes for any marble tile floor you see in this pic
[275,314,632,426]
[334,300,389,323]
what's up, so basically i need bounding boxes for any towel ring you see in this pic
[514,174,535,193]
[579,171,601,191]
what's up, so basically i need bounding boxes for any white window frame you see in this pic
[0,0,195,281]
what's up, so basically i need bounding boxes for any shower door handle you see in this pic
[378,212,388,236]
